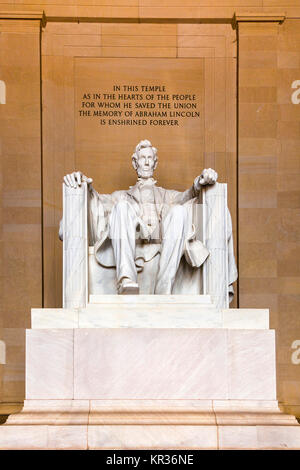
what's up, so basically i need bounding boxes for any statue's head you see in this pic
[132,139,158,179]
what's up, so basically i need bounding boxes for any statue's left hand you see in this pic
[194,168,218,192]
[63,171,93,188]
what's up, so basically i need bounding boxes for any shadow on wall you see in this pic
[0,415,8,425]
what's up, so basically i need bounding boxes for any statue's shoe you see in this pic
[118,279,139,295]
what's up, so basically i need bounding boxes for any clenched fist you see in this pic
[193,168,218,193]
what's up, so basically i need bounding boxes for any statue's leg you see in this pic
[154,204,188,295]
[109,200,139,292]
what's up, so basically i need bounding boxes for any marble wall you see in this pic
[238,19,300,418]
[0,18,42,406]
[0,4,299,418]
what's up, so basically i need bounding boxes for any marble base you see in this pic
[31,295,269,329]
[1,299,299,449]
[1,400,300,449]
[24,327,276,400]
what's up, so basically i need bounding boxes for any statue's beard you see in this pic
[137,167,154,179]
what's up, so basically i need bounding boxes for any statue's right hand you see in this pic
[63,171,93,188]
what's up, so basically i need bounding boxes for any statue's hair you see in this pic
[132,139,158,166]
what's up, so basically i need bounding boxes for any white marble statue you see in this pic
[61,139,237,298]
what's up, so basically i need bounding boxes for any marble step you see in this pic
[31,304,269,329]
[89,294,214,304]
[5,399,299,427]
[1,422,300,450]
[1,399,300,449]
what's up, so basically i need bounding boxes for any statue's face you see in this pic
[135,147,157,178]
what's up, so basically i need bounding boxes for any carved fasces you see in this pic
[202,183,229,309]
[63,182,88,308]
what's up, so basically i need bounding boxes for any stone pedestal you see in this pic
[0,296,299,450]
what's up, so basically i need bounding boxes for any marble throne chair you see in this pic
[62,182,232,309]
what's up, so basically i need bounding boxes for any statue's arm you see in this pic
[88,186,120,244]
[169,186,197,205]
[59,171,116,243]
[62,170,117,203]
[169,168,218,204]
